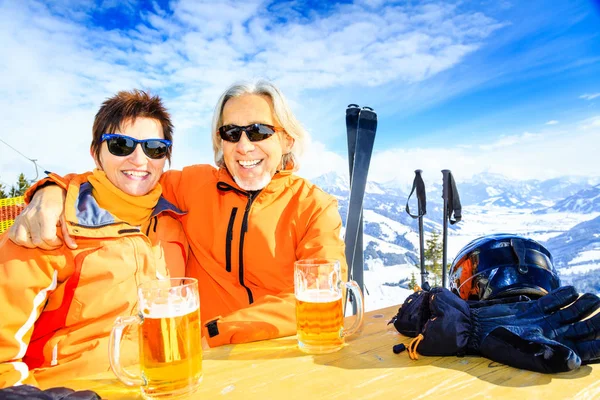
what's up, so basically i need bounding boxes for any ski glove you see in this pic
[389,286,529,338]
[389,288,431,338]
[412,286,600,373]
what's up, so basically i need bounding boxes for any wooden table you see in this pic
[64,305,600,399]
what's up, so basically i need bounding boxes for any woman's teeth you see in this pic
[123,170,149,177]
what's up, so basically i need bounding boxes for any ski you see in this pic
[345,104,362,295]
[344,105,377,303]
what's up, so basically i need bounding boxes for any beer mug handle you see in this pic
[342,280,364,338]
[109,315,144,387]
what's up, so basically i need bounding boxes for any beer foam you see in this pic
[142,300,199,319]
[296,290,342,303]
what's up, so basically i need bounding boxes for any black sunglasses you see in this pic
[218,123,284,143]
[101,134,172,159]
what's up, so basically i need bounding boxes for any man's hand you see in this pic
[8,185,76,250]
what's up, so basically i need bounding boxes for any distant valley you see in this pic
[312,172,600,311]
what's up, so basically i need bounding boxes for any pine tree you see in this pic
[0,178,7,199]
[424,230,443,286]
[9,173,31,197]
[408,272,417,290]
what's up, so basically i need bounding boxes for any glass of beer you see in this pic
[109,278,202,399]
[294,259,364,354]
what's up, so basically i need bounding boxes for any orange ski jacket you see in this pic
[0,173,187,389]
[159,165,347,347]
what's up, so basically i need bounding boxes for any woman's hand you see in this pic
[8,185,77,249]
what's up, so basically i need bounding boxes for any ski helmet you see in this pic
[449,233,560,301]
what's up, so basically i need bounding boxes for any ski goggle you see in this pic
[101,134,172,159]
[218,123,285,143]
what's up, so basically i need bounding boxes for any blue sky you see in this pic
[0,0,599,189]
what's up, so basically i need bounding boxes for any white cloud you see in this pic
[1,0,595,193]
[478,131,542,151]
[0,0,505,186]
[580,115,600,130]
[580,93,600,100]
[352,118,600,185]
[296,137,347,181]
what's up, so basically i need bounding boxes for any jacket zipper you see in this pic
[239,191,259,304]
[145,216,158,236]
[226,208,238,273]
[216,181,260,305]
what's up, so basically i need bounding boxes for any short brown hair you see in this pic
[91,89,174,162]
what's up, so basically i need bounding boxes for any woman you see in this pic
[10,80,346,348]
[0,90,187,388]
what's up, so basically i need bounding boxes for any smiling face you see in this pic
[94,117,166,196]
[221,94,294,191]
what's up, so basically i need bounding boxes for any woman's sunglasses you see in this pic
[101,134,172,160]
[218,123,285,143]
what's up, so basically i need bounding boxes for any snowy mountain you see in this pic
[543,185,600,214]
[537,177,600,201]
[311,171,600,311]
[312,171,349,196]
[456,173,597,208]
[544,215,600,293]
[458,172,543,207]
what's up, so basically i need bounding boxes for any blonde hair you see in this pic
[211,80,306,171]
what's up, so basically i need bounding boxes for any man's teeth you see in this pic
[239,160,261,167]
[123,171,149,177]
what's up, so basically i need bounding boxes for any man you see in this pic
[9,80,347,347]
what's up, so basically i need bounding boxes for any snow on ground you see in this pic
[365,181,385,195]
[361,204,599,311]
[363,259,416,312]
[486,187,502,196]
[570,249,600,264]
[363,234,410,254]
[442,207,599,262]
[560,263,600,275]
[364,209,411,235]
[559,249,600,275]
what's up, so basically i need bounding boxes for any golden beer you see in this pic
[296,290,344,354]
[294,259,364,354]
[109,278,202,400]
[139,305,202,398]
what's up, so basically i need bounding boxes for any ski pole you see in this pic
[416,171,426,287]
[441,169,462,288]
[405,169,427,286]
[441,169,450,288]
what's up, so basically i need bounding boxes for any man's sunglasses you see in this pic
[218,123,284,143]
[101,134,172,159]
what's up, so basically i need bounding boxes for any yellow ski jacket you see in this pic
[0,173,187,388]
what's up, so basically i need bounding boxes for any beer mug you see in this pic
[109,278,202,399]
[294,259,364,354]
